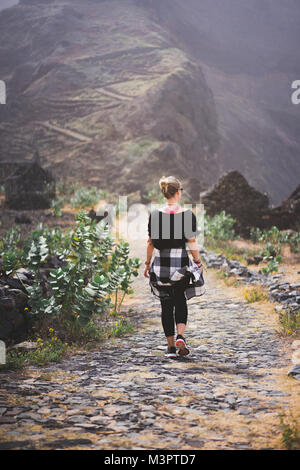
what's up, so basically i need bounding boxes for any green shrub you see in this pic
[249,226,300,274]
[50,197,65,217]
[250,227,263,244]
[0,210,140,337]
[250,226,300,254]
[70,186,103,209]
[289,232,300,253]
[23,210,140,328]
[205,211,237,243]
[56,180,79,198]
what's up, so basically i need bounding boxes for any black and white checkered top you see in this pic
[147,208,205,300]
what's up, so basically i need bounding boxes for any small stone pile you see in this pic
[269,282,300,312]
[201,249,300,313]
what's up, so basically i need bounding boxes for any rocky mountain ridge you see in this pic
[0,0,219,199]
[140,0,300,204]
[0,0,299,204]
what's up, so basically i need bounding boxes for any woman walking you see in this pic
[144,176,205,359]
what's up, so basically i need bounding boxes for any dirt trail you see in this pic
[0,235,299,450]
[36,122,92,143]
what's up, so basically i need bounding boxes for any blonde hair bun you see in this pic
[159,176,169,191]
[159,175,181,199]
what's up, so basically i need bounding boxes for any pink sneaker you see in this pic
[176,335,190,356]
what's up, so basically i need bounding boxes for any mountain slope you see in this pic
[141,0,300,204]
[0,0,220,198]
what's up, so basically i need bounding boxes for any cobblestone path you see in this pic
[0,239,298,450]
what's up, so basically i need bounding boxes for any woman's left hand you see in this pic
[194,260,203,274]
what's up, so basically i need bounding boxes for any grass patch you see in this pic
[109,317,135,338]
[279,414,300,450]
[2,337,68,370]
[279,309,300,337]
[1,311,136,371]
[206,240,245,264]
[215,270,241,288]
[244,286,268,303]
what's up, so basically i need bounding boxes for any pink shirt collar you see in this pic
[163,204,181,214]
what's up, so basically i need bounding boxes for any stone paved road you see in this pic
[0,238,299,450]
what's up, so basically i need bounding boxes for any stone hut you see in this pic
[4,160,56,210]
[200,171,270,236]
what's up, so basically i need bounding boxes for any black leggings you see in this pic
[160,288,188,337]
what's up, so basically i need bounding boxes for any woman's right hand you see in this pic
[144,265,150,278]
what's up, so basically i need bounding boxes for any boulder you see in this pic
[0,288,28,342]
[287,364,300,380]
[13,341,38,352]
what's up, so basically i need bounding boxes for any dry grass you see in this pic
[244,286,268,303]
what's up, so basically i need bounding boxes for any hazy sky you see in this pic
[0,0,18,13]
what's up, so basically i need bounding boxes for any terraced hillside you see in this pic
[0,0,219,198]
[142,0,300,204]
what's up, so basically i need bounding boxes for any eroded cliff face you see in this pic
[0,0,220,198]
[140,0,300,204]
